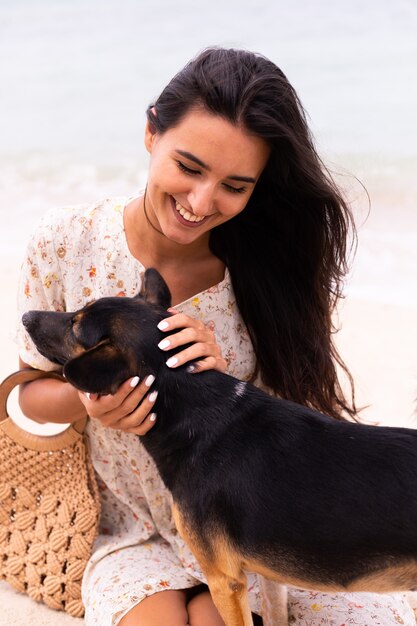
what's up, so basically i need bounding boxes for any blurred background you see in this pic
[0,0,416,426]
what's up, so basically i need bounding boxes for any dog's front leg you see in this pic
[204,567,253,626]
[172,503,253,626]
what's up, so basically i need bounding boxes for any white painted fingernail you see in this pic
[158,338,171,350]
[130,376,140,388]
[85,392,91,400]
[187,364,196,373]
[145,374,155,387]
[166,356,178,368]
[157,320,169,330]
[148,390,158,403]
[149,413,157,422]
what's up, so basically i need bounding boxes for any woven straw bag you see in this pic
[0,369,100,617]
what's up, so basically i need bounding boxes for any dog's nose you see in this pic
[22,311,37,329]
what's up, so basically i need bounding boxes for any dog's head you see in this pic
[22,269,172,394]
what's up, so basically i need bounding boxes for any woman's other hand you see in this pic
[156,308,227,374]
[78,375,158,435]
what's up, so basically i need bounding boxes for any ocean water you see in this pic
[0,0,416,306]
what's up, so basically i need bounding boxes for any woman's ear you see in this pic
[144,109,158,153]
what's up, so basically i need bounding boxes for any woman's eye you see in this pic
[177,160,200,175]
[177,160,246,193]
[223,184,246,194]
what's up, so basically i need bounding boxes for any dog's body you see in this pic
[23,269,417,626]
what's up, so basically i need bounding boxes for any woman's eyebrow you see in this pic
[175,150,256,184]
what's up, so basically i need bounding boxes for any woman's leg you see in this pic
[187,589,226,626]
[118,585,264,626]
[82,539,205,625]
[117,587,230,626]
[118,590,188,626]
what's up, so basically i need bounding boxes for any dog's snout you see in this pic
[21,309,74,367]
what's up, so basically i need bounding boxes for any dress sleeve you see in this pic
[15,211,65,371]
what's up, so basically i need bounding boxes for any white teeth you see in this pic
[175,201,204,223]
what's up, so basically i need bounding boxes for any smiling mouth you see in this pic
[173,199,206,224]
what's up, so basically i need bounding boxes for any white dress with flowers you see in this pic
[15,198,416,625]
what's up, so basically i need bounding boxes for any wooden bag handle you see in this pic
[0,369,87,434]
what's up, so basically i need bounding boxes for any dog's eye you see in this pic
[70,317,80,338]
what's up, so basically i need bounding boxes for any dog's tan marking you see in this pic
[346,561,417,593]
[242,556,417,594]
[72,344,86,356]
[172,504,254,626]
[236,554,350,594]
[72,311,85,326]
[72,338,111,357]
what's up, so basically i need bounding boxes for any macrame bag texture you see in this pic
[0,369,100,617]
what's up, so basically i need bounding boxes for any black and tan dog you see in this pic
[22,269,417,626]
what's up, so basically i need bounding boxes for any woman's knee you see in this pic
[187,590,225,626]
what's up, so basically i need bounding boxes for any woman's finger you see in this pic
[157,311,227,372]
[114,388,159,433]
[116,375,156,417]
[188,355,228,374]
[78,374,157,425]
[157,326,214,353]
[157,312,206,334]
[124,410,158,436]
[163,341,225,372]
[78,375,141,415]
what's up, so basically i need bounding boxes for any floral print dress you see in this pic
[15,198,416,626]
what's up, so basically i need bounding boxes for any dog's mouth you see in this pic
[28,337,80,368]
[42,350,67,366]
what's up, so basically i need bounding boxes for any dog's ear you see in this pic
[63,341,132,395]
[137,268,172,309]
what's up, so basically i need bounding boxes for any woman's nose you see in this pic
[188,183,216,216]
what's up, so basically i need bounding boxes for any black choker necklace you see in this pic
[142,187,164,236]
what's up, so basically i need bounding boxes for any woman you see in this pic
[16,47,415,625]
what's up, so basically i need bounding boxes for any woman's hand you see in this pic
[157,308,227,374]
[78,375,158,435]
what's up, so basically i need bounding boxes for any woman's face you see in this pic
[144,108,270,247]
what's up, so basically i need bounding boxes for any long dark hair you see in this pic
[147,47,357,420]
